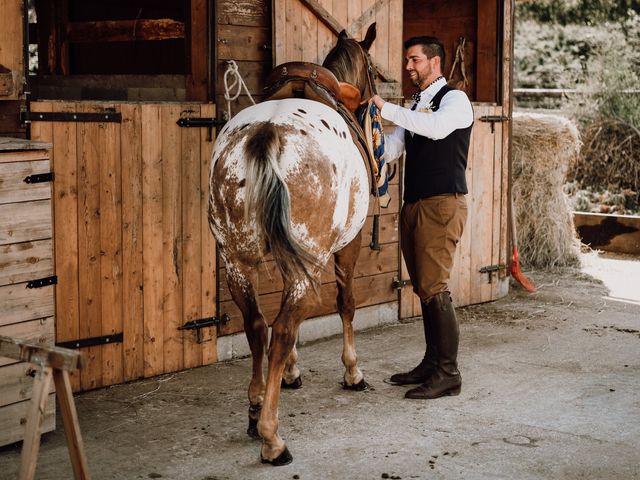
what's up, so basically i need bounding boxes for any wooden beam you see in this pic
[65,19,185,43]
[347,0,389,38]
[0,336,84,372]
[298,0,397,83]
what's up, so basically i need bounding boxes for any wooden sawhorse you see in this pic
[0,335,90,480]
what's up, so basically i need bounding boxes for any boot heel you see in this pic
[447,386,461,396]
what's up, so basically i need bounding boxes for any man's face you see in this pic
[405,45,438,90]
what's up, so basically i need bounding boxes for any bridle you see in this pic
[355,41,378,100]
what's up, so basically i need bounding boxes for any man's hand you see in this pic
[371,94,386,110]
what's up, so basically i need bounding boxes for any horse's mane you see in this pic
[322,38,368,92]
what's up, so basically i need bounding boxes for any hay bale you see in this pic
[512,112,582,268]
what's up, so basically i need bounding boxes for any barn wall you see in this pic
[215,0,272,119]
[0,0,26,138]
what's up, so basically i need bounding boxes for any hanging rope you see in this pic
[223,60,256,120]
[449,36,469,91]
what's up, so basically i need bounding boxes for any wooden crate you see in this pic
[0,137,55,447]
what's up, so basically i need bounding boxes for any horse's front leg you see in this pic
[259,286,314,466]
[334,232,367,390]
[226,263,267,438]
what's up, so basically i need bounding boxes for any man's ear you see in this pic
[359,22,376,51]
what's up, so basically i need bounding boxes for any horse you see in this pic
[208,23,378,466]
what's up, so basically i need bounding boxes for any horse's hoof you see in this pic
[261,446,293,466]
[247,419,260,439]
[343,379,370,391]
[281,376,303,389]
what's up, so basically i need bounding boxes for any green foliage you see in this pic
[518,0,640,25]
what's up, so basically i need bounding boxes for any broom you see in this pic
[509,194,536,292]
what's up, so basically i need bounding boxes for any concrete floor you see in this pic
[1,254,639,480]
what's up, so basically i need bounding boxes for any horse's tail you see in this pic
[244,122,319,288]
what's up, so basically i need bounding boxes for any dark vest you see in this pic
[403,85,473,203]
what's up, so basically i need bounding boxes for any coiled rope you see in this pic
[223,60,256,119]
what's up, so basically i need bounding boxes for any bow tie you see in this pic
[412,92,421,103]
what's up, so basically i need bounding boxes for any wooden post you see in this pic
[0,336,90,480]
[18,366,53,480]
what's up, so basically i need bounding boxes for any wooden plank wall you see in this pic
[30,101,217,391]
[216,0,272,118]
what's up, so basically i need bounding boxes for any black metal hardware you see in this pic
[22,111,122,123]
[479,264,507,283]
[479,115,510,133]
[24,172,54,184]
[26,275,57,289]
[179,314,231,344]
[392,277,412,290]
[369,214,381,251]
[56,332,124,349]
[176,117,227,142]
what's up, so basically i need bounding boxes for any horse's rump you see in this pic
[209,99,369,281]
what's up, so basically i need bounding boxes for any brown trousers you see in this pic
[400,194,468,302]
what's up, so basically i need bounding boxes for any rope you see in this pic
[449,36,468,90]
[223,60,256,119]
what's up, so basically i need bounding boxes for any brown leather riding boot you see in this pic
[405,292,461,399]
[389,302,437,385]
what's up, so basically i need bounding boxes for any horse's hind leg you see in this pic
[259,285,315,465]
[334,232,368,390]
[226,261,267,438]
[281,344,302,389]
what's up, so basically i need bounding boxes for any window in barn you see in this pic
[28,0,211,101]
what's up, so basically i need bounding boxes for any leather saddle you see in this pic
[264,62,378,192]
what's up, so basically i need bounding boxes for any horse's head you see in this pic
[322,23,377,102]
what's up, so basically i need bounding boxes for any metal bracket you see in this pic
[479,115,510,133]
[22,111,122,124]
[24,172,54,184]
[392,277,412,291]
[56,332,124,349]
[176,117,227,142]
[479,264,507,283]
[179,314,231,344]
[26,275,57,289]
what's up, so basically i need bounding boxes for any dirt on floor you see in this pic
[1,253,639,480]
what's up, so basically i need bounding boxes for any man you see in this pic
[372,36,473,400]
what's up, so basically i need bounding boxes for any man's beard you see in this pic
[409,71,423,87]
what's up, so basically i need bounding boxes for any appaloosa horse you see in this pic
[208,24,377,466]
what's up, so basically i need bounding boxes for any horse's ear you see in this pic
[360,22,376,51]
[338,29,349,43]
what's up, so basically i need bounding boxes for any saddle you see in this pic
[264,62,378,193]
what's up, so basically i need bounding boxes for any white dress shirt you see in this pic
[381,77,474,163]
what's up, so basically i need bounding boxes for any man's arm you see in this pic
[383,123,406,163]
[373,91,473,140]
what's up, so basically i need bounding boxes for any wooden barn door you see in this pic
[30,101,217,391]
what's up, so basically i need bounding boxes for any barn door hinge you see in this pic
[479,264,507,283]
[26,275,57,289]
[24,172,54,184]
[21,111,122,123]
[176,117,227,142]
[479,115,510,133]
[179,315,231,344]
[392,276,412,291]
[56,332,124,349]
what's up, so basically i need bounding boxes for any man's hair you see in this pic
[404,36,445,71]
